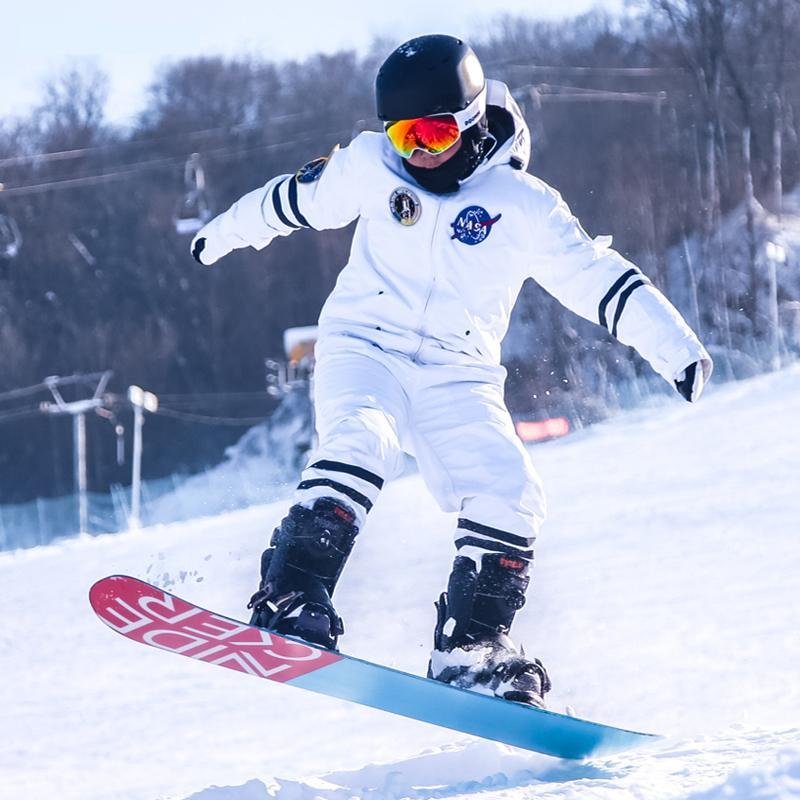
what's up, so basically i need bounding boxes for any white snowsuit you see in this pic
[194,79,710,562]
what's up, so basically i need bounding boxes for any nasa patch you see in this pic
[390,187,422,226]
[295,156,329,184]
[450,205,502,245]
[296,144,339,184]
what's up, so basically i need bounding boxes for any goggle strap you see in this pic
[450,84,487,132]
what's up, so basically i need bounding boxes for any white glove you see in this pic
[673,357,713,402]
[190,184,281,266]
[190,217,235,267]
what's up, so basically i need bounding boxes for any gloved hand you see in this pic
[191,236,207,264]
[189,182,283,265]
[190,218,235,266]
[674,357,713,402]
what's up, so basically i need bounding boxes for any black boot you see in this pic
[247,497,359,650]
[428,552,551,707]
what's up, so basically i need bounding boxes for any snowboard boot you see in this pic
[428,552,551,708]
[247,497,359,650]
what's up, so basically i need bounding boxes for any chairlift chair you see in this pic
[0,213,22,259]
[173,153,212,235]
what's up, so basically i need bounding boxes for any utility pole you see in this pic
[40,372,112,535]
[128,385,158,530]
[765,241,787,371]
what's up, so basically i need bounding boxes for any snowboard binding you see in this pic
[428,552,551,707]
[248,497,359,650]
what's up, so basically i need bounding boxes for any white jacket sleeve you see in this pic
[191,139,363,266]
[527,180,711,385]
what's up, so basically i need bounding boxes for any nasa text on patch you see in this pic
[450,205,502,245]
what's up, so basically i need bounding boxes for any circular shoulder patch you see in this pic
[296,156,328,184]
[389,187,422,226]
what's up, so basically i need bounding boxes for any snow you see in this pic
[146,386,312,526]
[2,365,799,799]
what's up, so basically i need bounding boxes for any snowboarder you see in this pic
[190,34,713,708]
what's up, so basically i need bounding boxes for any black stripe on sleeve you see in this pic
[287,178,311,228]
[309,460,384,490]
[611,279,646,338]
[457,518,535,548]
[271,179,300,230]
[297,478,373,512]
[455,535,534,560]
[598,268,639,330]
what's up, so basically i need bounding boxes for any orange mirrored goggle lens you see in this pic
[385,115,461,158]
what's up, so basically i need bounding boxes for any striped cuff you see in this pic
[598,268,652,338]
[296,459,384,515]
[454,518,535,561]
[263,176,311,232]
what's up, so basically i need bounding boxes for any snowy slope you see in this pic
[2,366,799,800]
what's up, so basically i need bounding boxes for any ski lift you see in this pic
[0,213,22,259]
[173,153,212,235]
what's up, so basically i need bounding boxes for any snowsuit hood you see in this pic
[474,79,531,176]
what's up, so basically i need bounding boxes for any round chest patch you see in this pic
[389,187,422,226]
[450,205,502,245]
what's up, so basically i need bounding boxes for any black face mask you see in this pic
[402,121,490,195]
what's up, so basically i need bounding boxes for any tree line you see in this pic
[0,1,798,503]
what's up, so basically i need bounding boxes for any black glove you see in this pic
[191,237,206,264]
[674,359,712,402]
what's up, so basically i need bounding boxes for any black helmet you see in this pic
[376,35,485,121]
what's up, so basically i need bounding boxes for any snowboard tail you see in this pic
[89,575,658,760]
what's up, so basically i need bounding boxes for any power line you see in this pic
[495,63,689,77]
[0,401,269,426]
[0,111,315,169]
[0,380,275,410]
[157,392,275,410]
[0,128,354,198]
[0,405,42,423]
[157,391,274,402]
[156,407,268,426]
[0,157,184,197]
[489,60,800,76]
[529,83,668,104]
[0,373,109,403]
[0,381,51,403]
[535,82,663,96]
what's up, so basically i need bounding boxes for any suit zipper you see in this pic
[413,201,443,361]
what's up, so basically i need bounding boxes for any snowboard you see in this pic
[89,575,658,760]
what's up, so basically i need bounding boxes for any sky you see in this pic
[3,0,622,125]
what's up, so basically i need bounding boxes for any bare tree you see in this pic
[32,62,109,152]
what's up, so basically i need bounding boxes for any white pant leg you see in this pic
[295,337,410,528]
[409,368,546,563]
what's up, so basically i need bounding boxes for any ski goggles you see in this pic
[384,85,487,158]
